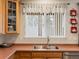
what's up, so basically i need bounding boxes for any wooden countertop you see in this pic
[0,44,79,59]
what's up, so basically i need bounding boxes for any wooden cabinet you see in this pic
[14,51,31,59]
[13,51,62,59]
[32,51,62,58]
[0,0,5,34]
[32,51,62,59]
[48,58,61,59]
[32,58,45,59]
[0,0,20,34]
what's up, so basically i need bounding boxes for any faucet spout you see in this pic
[47,36,50,46]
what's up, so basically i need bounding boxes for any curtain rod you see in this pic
[20,2,68,5]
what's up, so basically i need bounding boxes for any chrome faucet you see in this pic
[47,36,50,46]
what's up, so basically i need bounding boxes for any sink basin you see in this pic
[33,45,59,50]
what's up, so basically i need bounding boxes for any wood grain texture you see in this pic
[32,51,62,58]
[14,51,62,59]
[16,0,20,34]
[0,0,3,33]
[48,58,61,59]
[0,0,6,34]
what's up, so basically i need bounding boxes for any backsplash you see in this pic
[0,35,17,44]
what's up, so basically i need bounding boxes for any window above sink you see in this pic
[22,2,67,38]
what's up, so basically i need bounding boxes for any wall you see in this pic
[13,0,79,44]
[0,0,79,44]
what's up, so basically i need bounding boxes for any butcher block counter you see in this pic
[0,44,79,59]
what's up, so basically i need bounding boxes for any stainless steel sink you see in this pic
[33,45,59,50]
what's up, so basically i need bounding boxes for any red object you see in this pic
[70,9,77,16]
[70,18,77,24]
[71,26,77,33]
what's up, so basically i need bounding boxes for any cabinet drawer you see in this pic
[14,57,31,59]
[48,58,61,59]
[15,51,31,57]
[32,52,62,58]
[32,58,46,59]
[32,58,61,59]
[19,58,31,59]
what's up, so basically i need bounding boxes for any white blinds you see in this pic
[23,3,67,38]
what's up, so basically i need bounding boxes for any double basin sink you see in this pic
[33,45,59,50]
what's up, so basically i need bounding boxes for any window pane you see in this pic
[24,15,38,37]
[46,15,55,36]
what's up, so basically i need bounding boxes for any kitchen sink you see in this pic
[33,45,59,50]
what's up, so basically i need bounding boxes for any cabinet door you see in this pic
[6,0,20,34]
[0,0,6,34]
[14,51,31,59]
[0,0,2,33]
